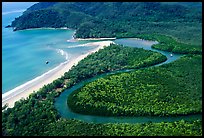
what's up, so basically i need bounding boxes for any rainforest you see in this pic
[2,2,202,136]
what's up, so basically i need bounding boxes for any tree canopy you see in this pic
[10,2,202,45]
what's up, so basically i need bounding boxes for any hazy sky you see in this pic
[2,2,38,12]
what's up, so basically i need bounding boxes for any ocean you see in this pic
[2,2,97,93]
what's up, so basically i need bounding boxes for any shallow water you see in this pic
[2,12,97,93]
[3,3,201,124]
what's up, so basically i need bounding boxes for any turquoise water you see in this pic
[2,10,97,93]
[3,3,201,124]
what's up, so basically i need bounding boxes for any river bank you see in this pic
[55,38,201,124]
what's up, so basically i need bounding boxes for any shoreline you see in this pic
[67,37,116,42]
[2,41,114,108]
[75,37,116,41]
[17,27,72,31]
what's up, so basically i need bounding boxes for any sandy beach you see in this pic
[2,40,115,108]
[74,37,116,41]
[18,27,71,31]
[67,37,116,42]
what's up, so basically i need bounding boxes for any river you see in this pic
[54,38,201,124]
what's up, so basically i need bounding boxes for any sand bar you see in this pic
[2,41,114,108]
[67,37,116,42]
[74,37,116,41]
[18,27,71,31]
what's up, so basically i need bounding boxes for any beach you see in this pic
[2,40,115,108]
[17,27,71,31]
[67,37,116,42]
[74,37,116,41]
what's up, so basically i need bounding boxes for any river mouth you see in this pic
[54,38,202,124]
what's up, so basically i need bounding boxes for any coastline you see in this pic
[2,40,114,108]
[17,27,71,31]
[67,37,116,42]
[74,37,116,41]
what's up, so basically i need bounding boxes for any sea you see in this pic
[2,2,98,94]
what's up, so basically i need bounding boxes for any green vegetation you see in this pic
[62,44,167,84]
[10,2,202,45]
[68,55,202,117]
[1,44,169,136]
[2,43,202,136]
[12,9,65,31]
[2,2,202,136]
[134,34,202,54]
[45,119,202,136]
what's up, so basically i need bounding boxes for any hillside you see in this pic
[2,2,202,136]
[10,2,202,45]
[2,44,202,136]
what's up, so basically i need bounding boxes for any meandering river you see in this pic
[54,38,201,124]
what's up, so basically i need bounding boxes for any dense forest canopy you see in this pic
[68,55,202,117]
[10,2,202,45]
[134,34,202,54]
[2,44,202,136]
[2,2,202,136]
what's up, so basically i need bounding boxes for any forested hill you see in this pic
[10,2,202,45]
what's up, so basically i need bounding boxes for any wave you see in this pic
[3,48,69,102]
[46,43,88,50]
[67,39,77,42]
[46,44,69,61]
[56,49,69,60]
[2,60,69,102]
[2,9,26,15]
[67,44,96,49]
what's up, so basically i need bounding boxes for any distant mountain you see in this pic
[10,2,202,44]
[26,2,57,11]
[162,2,202,9]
